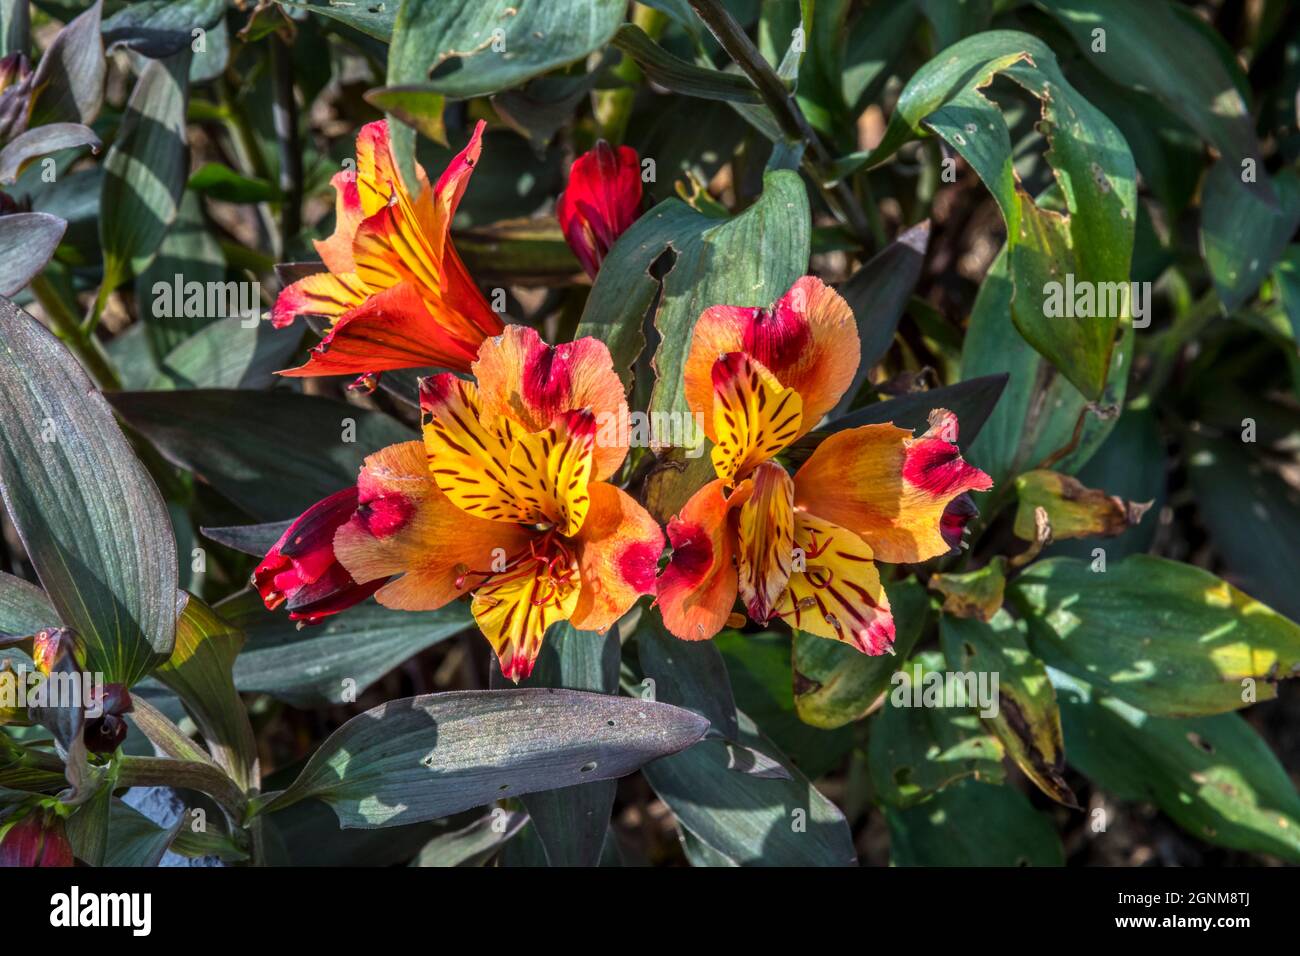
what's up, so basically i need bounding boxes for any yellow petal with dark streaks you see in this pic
[472,544,581,683]
[778,512,896,655]
[736,461,795,624]
[709,352,802,486]
[421,373,532,524]
[507,409,597,537]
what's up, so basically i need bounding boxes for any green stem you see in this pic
[31,274,122,390]
[686,0,874,245]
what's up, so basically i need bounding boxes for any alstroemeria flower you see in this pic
[254,487,387,624]
[333,325,664,682]
[656,276,992,654]
[556,141,642,279]
[272,119,503,378]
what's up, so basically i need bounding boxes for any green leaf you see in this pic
[219,589,473,708]
[637,619,856,865]
[1053,669,1300,862]
[27,0,104,127]
[713,630,854,778]
[105,389,414,521]
[0,0,27,58]
[0,571,57,636]
[149,316,301,391]
[103,799,179,867]
[832,219,930,414]
[274,0,395,42]
[961,251,1132,487]
[869,651,1005,807]
[135,191,228,360]
[187,162,278,203]
[577,170,810,415]
[1186,434,1300,623]
[642,708,857,866]
[940,610,1076,807]
[611,23,764,105]
[362,86,447,146]
[1010,555,1300,718]
[1200,163,1300,312]
[793,577,930,729]
[0,298,177,686]
[102,0,225,57]
[1037,0,1266,196]
[843,31,1137,398]
[918,0,991,51]
[99,48,191,293]
[255,689,709,829]
[0,212,65,297]
[154,592,258,791]
[388,0,624,100]
[0,122,100,184]
[886,779,1063,866]
[411,809,528,867]
[502,622,620,867]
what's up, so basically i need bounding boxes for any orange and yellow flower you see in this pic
[333,325,664,682]
[656,276,992,654]
[272,120,503,378]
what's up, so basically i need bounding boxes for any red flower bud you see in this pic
[0,808,74,868]
[556,141,642,279]
[253,488,386,624]
[31,627,81,677]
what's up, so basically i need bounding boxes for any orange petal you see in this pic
[354,120,406,218]
[792,411,993,564]
[735,461,795,624]
[426,119,486,261]
[421,373,534,524]
[776,512,894,655]
[314,169,365,274]
[570,482,665,633]
[508,409,597,536]
[685,276,858,440]
[270,270,369,328]
[472,536,581,683]
[655,478,751,642]
[277,282,482,377]
[473,325,629,480]
[710,352,802,485]
[333,440,532,611]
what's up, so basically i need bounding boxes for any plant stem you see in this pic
[117,755,249,829]
[686,0,874,245]
[31,274,122,390]
[270,35,303,247]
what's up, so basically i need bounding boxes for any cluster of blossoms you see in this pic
[256,122,989,682]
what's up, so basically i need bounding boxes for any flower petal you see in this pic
[792,411,993,564]
[270,269,369,329]
[508,408,597,536]
[736,461,795,624]
[472,539,581,683]
[710,352,802,485]
[685,276,858,439]
[656,478,751,642]
[570,482,665,632]
[278,282,482,377]
[333,440,532,610]
[473,325,629,480]
[556,141,642,278]
[421,373,533,524]
[314,169,364,274]
[776,512,895,655]
[354,119,406,218]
